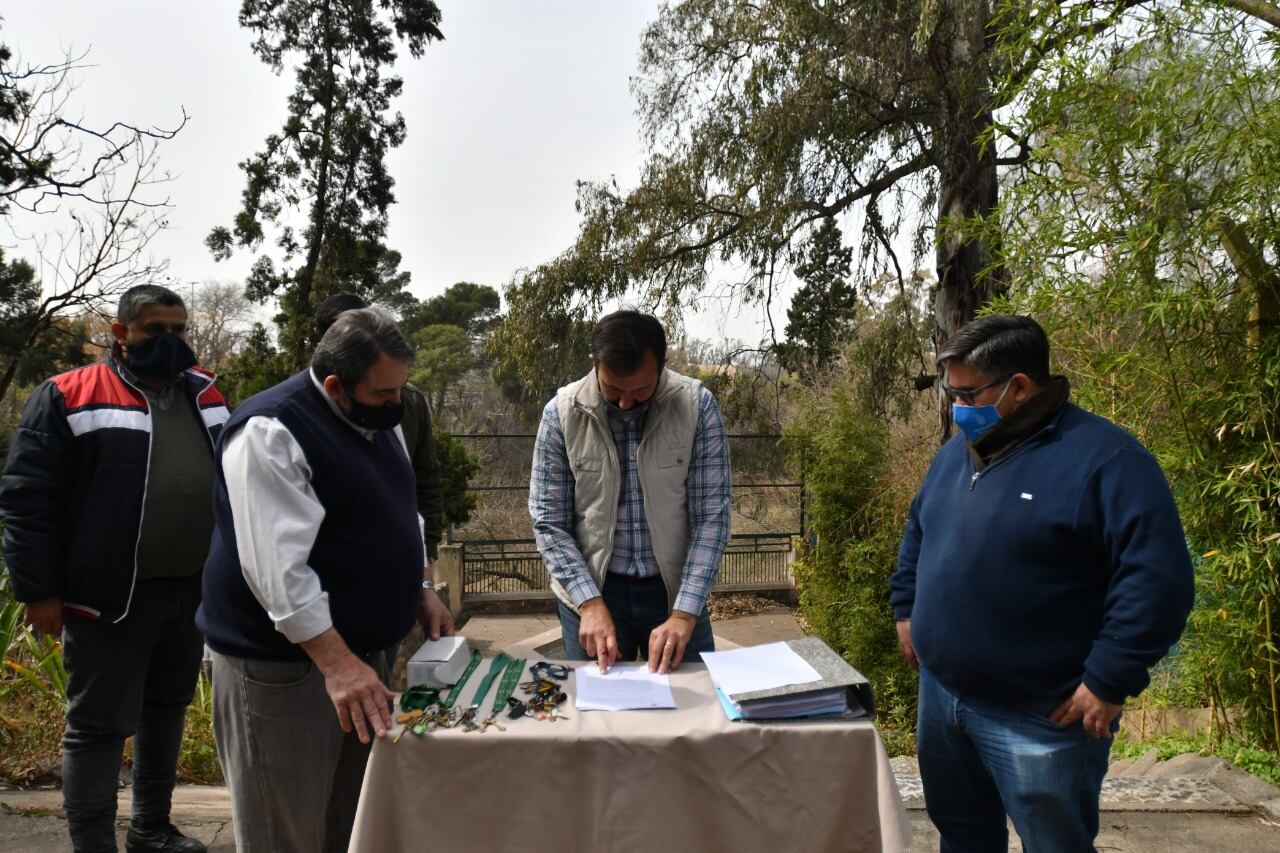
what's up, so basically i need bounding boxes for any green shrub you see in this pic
[178,673,222,784]
[785,372,928,748]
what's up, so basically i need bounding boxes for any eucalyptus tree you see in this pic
[208,0,444,366]
[498,0,1280,424]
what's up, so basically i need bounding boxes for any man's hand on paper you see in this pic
[895,620,919,671]
[579,597,619,673]
[648,611,696,674]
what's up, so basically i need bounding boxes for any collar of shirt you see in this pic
[309,368,376,442]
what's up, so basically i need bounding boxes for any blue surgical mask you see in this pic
[952,379,1013,443]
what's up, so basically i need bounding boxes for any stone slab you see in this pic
[1125,747,1162,777]
[1147,753,1225,779]
[454,614,560,658]
[1208,762,1280,822]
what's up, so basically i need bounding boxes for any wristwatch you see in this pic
[421,579,436,592]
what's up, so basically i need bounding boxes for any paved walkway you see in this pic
[3,611,1277,851]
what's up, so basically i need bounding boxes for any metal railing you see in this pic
[451,434,802,597]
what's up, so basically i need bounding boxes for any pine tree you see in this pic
[208,0,445,367]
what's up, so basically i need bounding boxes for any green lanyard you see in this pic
[491,658,527,715]
[467,653,512,710]
[440,650,483,710]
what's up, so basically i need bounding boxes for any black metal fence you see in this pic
[451,434,802,597]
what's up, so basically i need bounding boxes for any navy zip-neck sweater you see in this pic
[890,403,1194,705]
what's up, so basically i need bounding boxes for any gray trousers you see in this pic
[210,651,386,853]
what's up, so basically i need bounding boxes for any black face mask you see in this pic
[342,390,405,431]
[125,332,197,380]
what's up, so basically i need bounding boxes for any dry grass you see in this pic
[0,668,223,788]
[707,592,791,621]
[0,680,65,786]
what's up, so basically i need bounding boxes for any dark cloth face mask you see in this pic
[125,332,197,380]
[342,390,405,431]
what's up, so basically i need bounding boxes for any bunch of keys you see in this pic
[459,704,506,733]
[503,695,563,719]
[520,675,570,721]
[457,706,481,732]
[395,704,457,741]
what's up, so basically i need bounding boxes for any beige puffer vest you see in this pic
[551,368,702,613]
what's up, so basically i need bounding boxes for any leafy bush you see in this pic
[784,314,935,748]
[178,673,222,784]
[980,11,1280,749]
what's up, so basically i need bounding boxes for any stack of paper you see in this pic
[574,664,677,711]
[703,639,871,721]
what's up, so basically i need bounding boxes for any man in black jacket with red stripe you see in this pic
[0,284,228,853]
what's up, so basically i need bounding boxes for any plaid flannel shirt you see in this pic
[529,385,732,615]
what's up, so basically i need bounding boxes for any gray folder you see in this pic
[728,636,877,719]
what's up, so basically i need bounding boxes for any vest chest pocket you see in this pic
[570,456,603,473]
[655,449,688,469]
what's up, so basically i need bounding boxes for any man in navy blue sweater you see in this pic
[890,315,1194,853]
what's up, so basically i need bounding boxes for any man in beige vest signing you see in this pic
[530,310,732,673]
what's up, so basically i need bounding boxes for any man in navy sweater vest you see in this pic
[198,308,452,853]
[890,315,1194,852]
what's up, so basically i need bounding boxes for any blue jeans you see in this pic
[917,666,1116,853]
[556,574,715,662]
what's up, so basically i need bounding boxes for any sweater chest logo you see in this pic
[1020,492,1034,501]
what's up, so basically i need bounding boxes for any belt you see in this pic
[606,571,664,584]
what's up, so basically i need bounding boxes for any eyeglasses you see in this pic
[941,375,1011,406]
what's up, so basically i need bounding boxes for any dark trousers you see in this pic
[61,576,204,853]
[556,573,715,662]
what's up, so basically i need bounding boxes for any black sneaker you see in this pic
[124,822,207,853]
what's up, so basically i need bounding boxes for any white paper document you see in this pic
[700,641,823,698]
[574,664,676,711]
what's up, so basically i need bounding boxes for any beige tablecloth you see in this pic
[349,661,911,853]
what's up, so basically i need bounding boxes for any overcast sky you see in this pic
[5,1,789,346]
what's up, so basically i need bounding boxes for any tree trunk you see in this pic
[932,2,1007,439]
[0,315,55,406]
[292,0,338,369]
[0,356,21,408]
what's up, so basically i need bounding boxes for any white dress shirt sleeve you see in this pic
[221,415,333,644]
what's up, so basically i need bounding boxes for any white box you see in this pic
[406,636,471,688]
